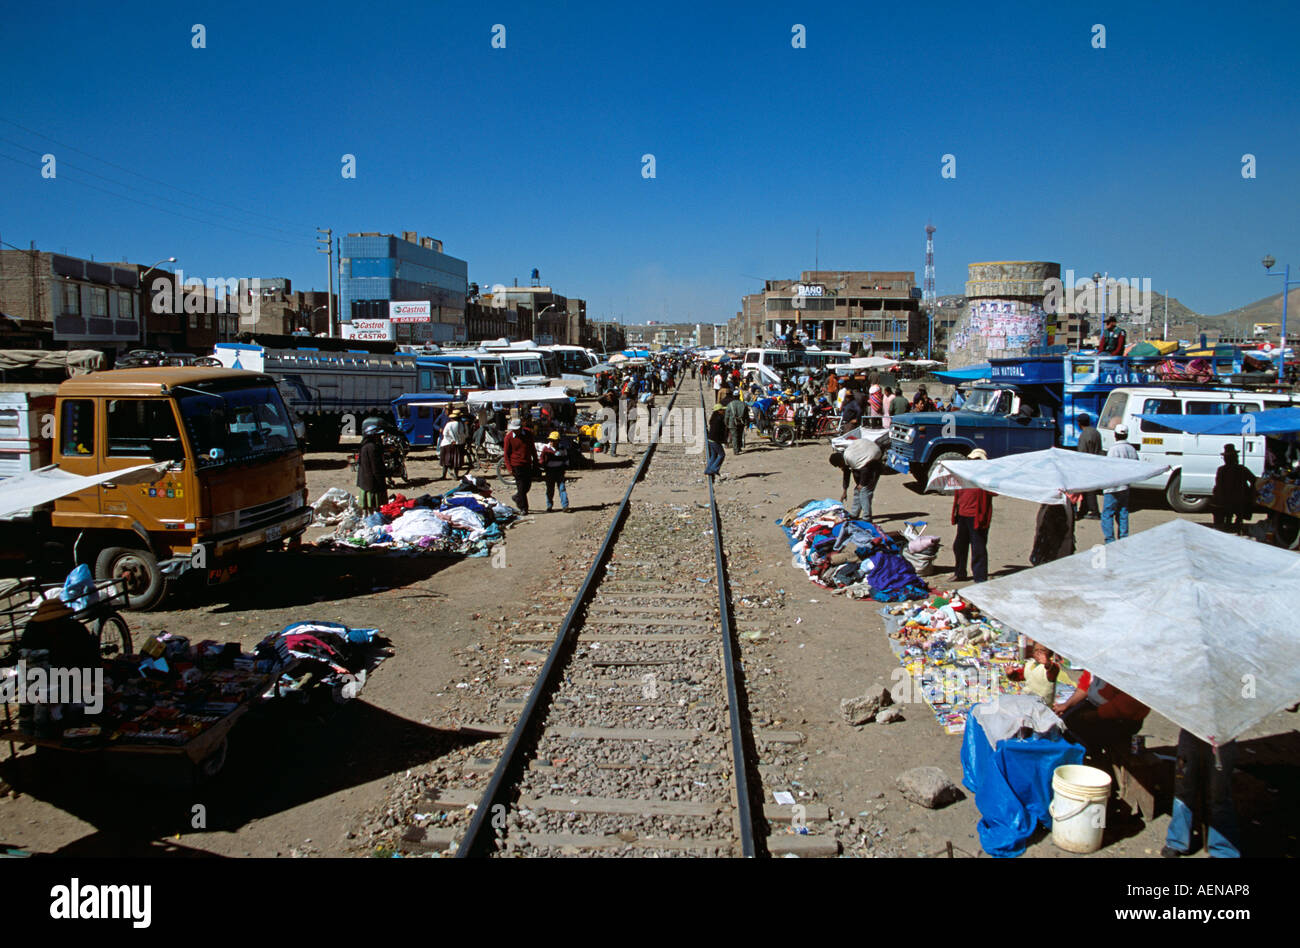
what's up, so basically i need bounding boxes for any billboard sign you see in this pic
[389,301,432,323]
[343,318,394,341]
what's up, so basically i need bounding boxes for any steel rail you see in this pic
[700,380,761,857]
[457,383,682,857]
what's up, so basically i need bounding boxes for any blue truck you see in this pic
[885,352,1163,486]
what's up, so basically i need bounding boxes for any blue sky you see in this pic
[2,0,1298,323]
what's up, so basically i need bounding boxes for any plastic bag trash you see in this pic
[312,487,360,526]
[60,563,98,613]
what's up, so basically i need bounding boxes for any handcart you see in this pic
[0,582,278,782]
[0,576,132,662]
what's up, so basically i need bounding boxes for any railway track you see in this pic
[442,380,770,857]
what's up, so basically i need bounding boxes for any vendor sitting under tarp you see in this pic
[1053,668,1149,775]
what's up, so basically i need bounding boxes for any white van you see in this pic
[1096,386,1300,512]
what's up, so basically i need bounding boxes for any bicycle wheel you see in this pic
[95,612,133,658]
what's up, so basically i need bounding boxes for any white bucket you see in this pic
[1049,764,1112,854]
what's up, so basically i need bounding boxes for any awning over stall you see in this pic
[961,520,1300,744]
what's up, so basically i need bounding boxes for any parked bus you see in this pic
[742,347,851,386]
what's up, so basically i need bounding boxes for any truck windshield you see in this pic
[177,385,298,468]
[962,389,1006,414]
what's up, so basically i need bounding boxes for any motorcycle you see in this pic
[349,428,410,487]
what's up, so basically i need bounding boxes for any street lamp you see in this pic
[535,303,561,343]
[138,256,177,350]
[1262,255,1294,381]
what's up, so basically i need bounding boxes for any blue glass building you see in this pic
[339,232,468,343]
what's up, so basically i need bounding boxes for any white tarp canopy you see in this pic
[903,359,945,367]
[466,387,574,406]
[0,462,168,519]
[833,356,899,373]
[925,448,1171,505]
[962,520,1300,744]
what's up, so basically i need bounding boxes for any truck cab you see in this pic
[2,367,313,610]
[886,383,1059,485]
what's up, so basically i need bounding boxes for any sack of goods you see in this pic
[843,435,882,469]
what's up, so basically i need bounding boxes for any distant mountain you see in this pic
[1206,287,1300,328]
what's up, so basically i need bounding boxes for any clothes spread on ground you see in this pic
[778,500,929,601]
[312,483,517,557]
[256,621,390,702]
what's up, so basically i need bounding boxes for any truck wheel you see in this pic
[1165,472,1210,513]
[95,546,166,612]
[923,451,969,492]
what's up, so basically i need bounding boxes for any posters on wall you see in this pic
[962,300,1046,352]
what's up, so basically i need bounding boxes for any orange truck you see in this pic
[0,366,312,610]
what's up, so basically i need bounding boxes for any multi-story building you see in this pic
[740,270,923,351]
[0,249,142,353]
[485,283,570,344]
[586,321,625,352]
[339,231,467,344]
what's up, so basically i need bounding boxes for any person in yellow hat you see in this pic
[539,430,572,512]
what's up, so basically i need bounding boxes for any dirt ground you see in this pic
[0,380,1295,859]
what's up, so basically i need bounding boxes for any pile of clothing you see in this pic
[778,499,929,602]
[256,620,390,703]
[311,476,516,557]
[882,594,1029,734]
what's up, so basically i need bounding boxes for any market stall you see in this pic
[960,519,1300,746]
[1,588,388,781]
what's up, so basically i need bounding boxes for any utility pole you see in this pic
[316,227,333,337]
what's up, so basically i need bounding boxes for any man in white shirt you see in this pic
[1102,424,1139,542]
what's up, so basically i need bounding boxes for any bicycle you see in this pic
[0,576,133,662]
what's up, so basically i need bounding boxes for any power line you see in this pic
[0,133,312,241]
[0,116,319,235]
[0,151,306,248]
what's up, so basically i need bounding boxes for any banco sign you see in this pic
[390,301,432,323]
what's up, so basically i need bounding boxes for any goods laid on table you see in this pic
[777,500,929,602]
[881,595,1079,735]
[310,477,517,557]
[0,620,388,772]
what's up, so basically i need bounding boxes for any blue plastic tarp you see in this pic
[960,711,1084,857]
[932,364,990,384]
[1136,406,1300,437]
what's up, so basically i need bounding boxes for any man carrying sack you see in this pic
[829,434,884,520]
